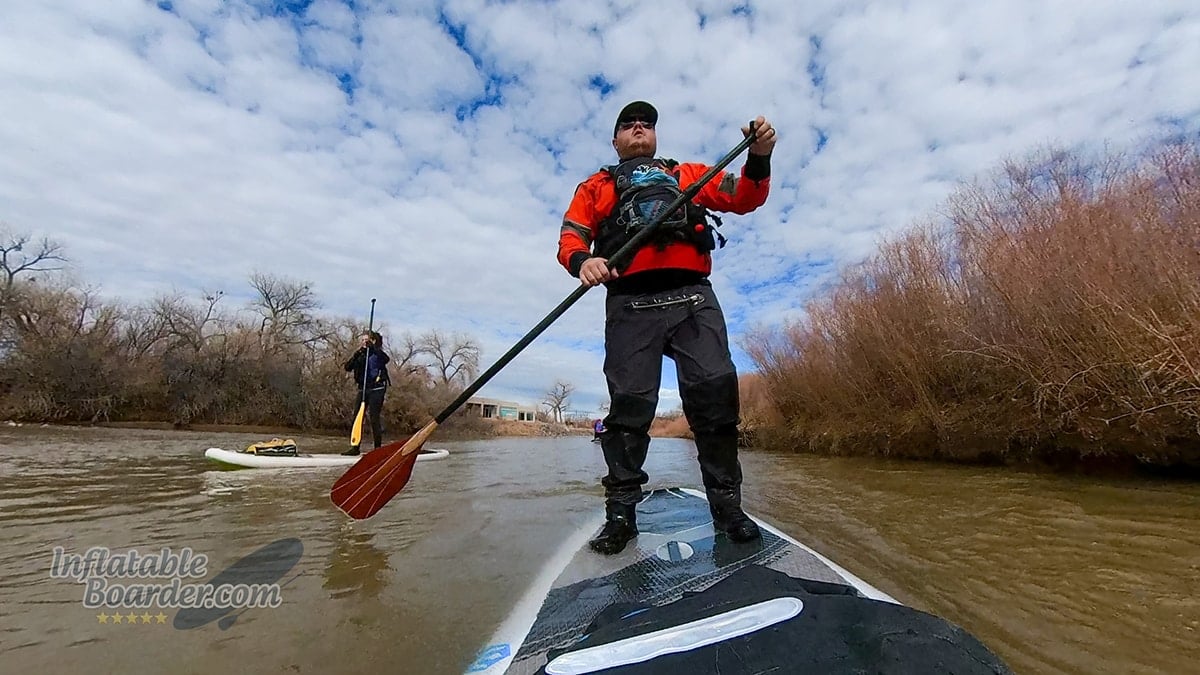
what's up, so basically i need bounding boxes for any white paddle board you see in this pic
[203,446,448,469]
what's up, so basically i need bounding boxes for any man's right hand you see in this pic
[579,257,619,287]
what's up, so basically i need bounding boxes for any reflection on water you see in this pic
[324,527,390,601]
[0,424,1198,674]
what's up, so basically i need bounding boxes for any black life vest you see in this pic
[592,157,726,261]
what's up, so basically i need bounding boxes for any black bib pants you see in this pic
[600,282,746,526]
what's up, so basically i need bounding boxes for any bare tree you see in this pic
[0,226,68,327]
[153,290,225,353]
[386,330,428,373]
[67,285,120,341]
[420,330,480,386]
[1,275,85,341]
[119,301,170,359]
[542,380,574,423]
[2,280,115,343]
[248,272,326,352]
[0,226,67,294]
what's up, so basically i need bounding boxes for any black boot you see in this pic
[342,446,360,456]
[723,517,761,543]
[691,426,760,543]
[589,503,638,555]
[708,487,761,543]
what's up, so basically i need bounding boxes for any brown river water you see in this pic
[1,425,1197,674]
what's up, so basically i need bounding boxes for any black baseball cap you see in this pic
[613,101,658,137]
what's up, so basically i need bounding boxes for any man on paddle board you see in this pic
[558,101,777,554]
[342,331,391,455]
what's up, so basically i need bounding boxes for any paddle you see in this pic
[331,122,761,520]
[349,298,377,449]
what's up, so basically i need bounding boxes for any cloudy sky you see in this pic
[1,0,1197,417]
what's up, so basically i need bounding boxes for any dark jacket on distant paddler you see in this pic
[344,346,391,390]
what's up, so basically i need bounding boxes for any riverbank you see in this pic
[75,418,588,440]
[13,416,1195,481]
[23,416,697,442]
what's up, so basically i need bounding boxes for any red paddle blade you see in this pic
[330,420,438,519]
[332,448,419,519]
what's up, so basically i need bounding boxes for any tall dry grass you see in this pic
[646,374,775,447]
[744,142,1200,468]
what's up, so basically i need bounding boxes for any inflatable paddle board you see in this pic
[467,487,1011,675]
[203,446,448,469]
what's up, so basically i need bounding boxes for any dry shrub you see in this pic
[650,412,693,439]
[745,140,1200,469]
[0,276,476,434]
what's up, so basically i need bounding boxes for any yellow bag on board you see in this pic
[243,438,298,456]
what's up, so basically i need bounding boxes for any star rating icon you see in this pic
[96,611,168,625]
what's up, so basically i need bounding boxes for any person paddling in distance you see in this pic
[342,331,391,456]
[557,101,778,555]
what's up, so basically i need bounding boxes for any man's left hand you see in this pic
[743,116,776,156]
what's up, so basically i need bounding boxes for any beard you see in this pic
[618,137,655,160]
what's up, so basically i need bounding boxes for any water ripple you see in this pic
[1,426,1198,673]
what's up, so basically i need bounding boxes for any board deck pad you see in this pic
[471,488,876,674]
[471,487,1010,675]
[513,491,847,669]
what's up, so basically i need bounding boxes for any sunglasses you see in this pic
[618,118,655,131]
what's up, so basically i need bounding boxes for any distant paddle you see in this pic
[331,122,760,520]
[349,298,376,449]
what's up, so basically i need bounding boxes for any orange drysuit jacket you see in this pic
[558,160,770,278]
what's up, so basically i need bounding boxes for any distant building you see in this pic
[465,396,537,422]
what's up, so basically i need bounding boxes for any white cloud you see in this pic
[1,0,1197,417]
